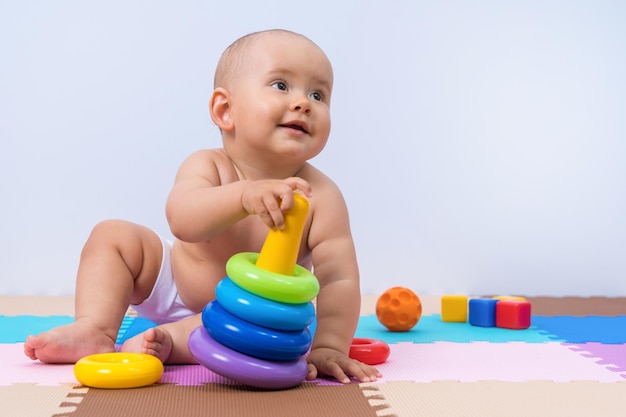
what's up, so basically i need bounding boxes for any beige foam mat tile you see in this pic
[0,296,141,317]
[361,295,442,316]
[0,296,75,315]
[7,295,623,318]
[361,380,626,417]
[0,383,86,417]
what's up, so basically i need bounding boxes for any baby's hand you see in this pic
[306,347,382,384]
[241,177,312,230]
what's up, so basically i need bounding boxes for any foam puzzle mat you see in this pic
[1,295,625,416]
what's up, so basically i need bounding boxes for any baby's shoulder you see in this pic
[185,148,227,162]
[177,148,239,183]
[181,148,234,171]
[299,163,339,191]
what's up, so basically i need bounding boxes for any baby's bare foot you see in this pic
[121,327,173,363]
[24,319,116,363]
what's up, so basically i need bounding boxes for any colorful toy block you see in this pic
[496,300,531,329]
[469,298,498,327]
[441,295,468,322]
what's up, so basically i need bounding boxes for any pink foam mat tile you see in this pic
[565,343,626,377]
[1,343,229,387]
[1,343,345,387]
[0,344,76,386]
[373,342,626,383]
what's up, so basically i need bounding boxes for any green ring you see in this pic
[226,252,319,304]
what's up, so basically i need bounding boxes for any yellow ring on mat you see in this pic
[226,252,319,304]
[74,353,163,389]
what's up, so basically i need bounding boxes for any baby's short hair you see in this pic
[213,29,314,89]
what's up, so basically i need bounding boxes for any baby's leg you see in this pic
[24,220,163,363]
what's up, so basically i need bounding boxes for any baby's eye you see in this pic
[310,91,323,102]
[271,81,288,91]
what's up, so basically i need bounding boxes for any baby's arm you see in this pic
[165,149,312,241]
[306,185,382,383]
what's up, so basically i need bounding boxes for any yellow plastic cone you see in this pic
[256,194,309,275]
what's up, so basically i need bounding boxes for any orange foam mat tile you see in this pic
[361,380,626,417]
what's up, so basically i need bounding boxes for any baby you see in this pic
[24,29,381,384]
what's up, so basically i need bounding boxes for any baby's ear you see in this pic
[209,88,234,131]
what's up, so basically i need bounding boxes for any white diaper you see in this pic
[131,236,196,324]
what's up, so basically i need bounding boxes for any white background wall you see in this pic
[1,1,624,297]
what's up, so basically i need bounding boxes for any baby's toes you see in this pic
[141,330,163,355]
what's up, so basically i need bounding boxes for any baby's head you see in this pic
[214,29,333,93]
[211,30,334,164]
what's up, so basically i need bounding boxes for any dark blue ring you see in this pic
[188,326,308,389]
[202,300,312,361]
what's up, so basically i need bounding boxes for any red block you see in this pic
[496,300,531,329]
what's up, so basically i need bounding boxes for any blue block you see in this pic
[469,299,498,327]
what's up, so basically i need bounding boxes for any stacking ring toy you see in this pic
[226,252,319,304]
[188,326,308,389]
[202,301,312,361]
[349,338,390,365]
[255,193,310,275]
[74,353,163,389]
[216,277,315,331]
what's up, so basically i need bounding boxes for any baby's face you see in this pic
[227,34,334,165]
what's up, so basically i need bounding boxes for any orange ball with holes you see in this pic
[376,287,422,332]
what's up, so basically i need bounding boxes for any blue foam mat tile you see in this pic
[531,315,626,344]
[6,314,623,347]
[116,316,157,344]
[0,315,157,344]
[0,315,73,343]
[353,314,561,343]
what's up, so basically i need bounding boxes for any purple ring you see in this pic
[188,326,308,390]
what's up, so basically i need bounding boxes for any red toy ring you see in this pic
[349,338,390,365]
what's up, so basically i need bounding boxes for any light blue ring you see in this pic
[216,277,315,331]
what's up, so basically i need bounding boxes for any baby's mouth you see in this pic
[279,121,309,134]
